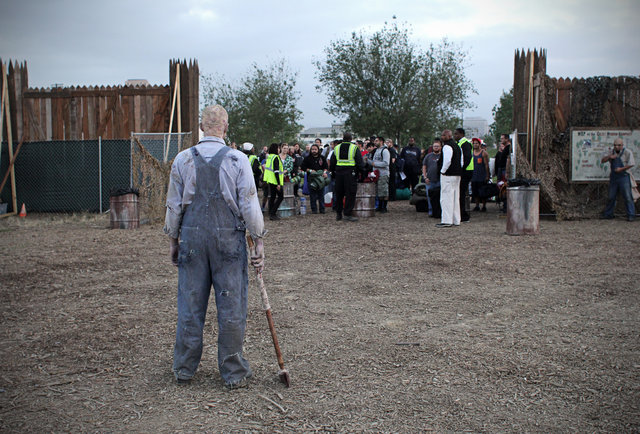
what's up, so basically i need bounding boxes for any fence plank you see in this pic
[69,97,79,140]
[45,97,52,140]
[82,95,89,140]
[121,95,131,137]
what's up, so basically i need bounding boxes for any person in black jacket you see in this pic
[401,137,422,191]
[301,144,329,214]
[386,139,398,200]
[329,132,365,222]
[494,134,511,213]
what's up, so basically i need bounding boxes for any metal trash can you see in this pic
[277,182,295,218]
[353,182,376,218]
[506,185,539,235]
[109,187,140,229]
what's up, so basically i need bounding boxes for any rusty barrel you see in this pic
[110,193,139,229]
[277,182,295,218]
[352,182,376,218]
[506,186,539,235]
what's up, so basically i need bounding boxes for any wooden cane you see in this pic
[247,236,290,387]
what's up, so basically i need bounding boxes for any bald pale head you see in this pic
[613,138,624,146]
[200,105,229,138]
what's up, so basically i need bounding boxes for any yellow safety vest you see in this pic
[248,154,262,174]
[334,142,357,167]
[458,137,474,171]
[263,154,283,185]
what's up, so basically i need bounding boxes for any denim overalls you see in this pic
[173,146,252,385]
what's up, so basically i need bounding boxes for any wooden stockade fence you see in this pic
[0,59,199,146]
[512,49,640,219]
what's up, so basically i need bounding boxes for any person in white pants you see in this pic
[436,130,463,228]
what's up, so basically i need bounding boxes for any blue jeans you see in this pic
[604,174,635,218]
[309,188,324,213]
[425,181,440,214]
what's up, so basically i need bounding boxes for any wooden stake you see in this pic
[0,137,25,194]
[1,63,17,215]
[177,64,182,152]
[166,64,180,163]
[0,64,5,160]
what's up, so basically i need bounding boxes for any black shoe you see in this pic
[435,223,452,228]
[311,210,318,214]
[344,215,359,222]
[481,206,487,212]
[269,215,281,221]
[461,218,470,223]
[473,206,480,211]
[599,214,614,220]
[319,209,325,214]
[628,216,635,222]
[176,377,192,385]
[336,214,342,221]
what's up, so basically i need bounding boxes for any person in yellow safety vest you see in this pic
[241,142,263,190]
[454,127,473,223]
[263,142,284,220]
[329,132,365,222]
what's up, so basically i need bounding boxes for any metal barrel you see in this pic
[352,182,376,218]
[506,186,540,235]
[277,182,295,218]
[109,193,140,229]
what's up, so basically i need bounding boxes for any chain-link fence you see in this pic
[0,133,190,215]
[131,132,192,222]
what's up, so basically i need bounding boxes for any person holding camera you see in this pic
[600,138,636,221]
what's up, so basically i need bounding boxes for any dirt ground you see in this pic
[0,201,639,432]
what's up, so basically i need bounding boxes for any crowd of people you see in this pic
[163,104,634,392]
[239,129,514,226]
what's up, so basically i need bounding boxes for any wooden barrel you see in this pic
[353,182,376,218]
[506,186,539,235]
[110,193,140,229]
[277,182,295,218]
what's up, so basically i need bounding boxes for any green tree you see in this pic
[314,21,475,146]
[202,59,303,146]
[489,88,513,143]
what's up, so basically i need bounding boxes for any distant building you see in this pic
[298,124,345,145]
[125,79,150,87]
[463,116,489,139]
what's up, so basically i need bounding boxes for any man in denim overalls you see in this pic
[600,138,636,222]
[164,105,266,388]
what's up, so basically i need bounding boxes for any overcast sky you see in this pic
[1,0,639,131]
